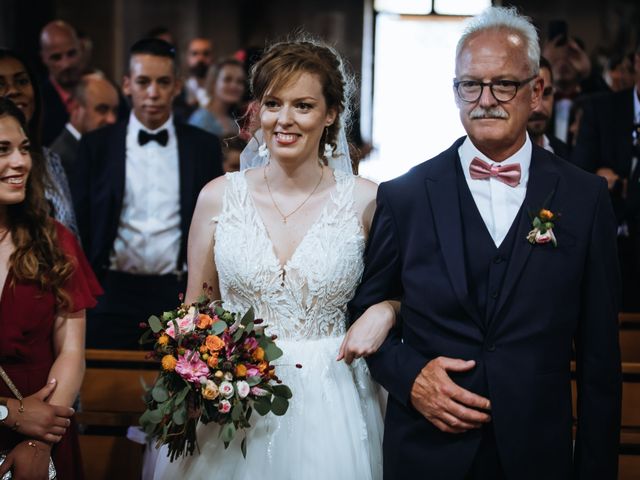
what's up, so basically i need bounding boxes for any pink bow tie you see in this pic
[469,157,521,187]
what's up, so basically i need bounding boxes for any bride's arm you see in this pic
[184,176,227,304]
[337,177,400,365]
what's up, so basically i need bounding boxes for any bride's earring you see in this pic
[323,128,333,159]
[258,142,269,159]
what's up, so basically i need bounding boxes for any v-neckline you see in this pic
[242,169,339,273]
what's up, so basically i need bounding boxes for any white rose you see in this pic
[218,399,231,413]
[224,372,234,381]
[219,381,234,399]
[236,381,250,399]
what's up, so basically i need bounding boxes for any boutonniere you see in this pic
[527,208,559,247]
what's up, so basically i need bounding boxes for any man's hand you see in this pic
[410,357,491,434]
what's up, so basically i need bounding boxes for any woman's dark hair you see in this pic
[0,97,73,311]
[0,48,43,149]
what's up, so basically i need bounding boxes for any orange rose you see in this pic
[539,209,553,221]
[257,361,269,374]
[206,335,225,352]
[207,354,219,369]
[161,355,177,371]
[252,347,265,361]
[157,334,170,346]
[236,364,247,378]
[197,314,213,330]
[199,345,208,354]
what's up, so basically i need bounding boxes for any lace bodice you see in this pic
[213,169,365,340]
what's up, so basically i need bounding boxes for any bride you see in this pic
[153,39,394,480]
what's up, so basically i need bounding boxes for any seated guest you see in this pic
[527,56,570,159]
[71,38,224,349]
[189,58,246,138]
[51,73,120,178]
[0,48,78,235]
[0,97,101,480]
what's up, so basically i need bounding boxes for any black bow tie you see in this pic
[138,129,169,146]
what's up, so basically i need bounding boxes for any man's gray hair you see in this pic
[456,6,540,76]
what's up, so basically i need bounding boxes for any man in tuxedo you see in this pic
[39,20,84,146]
[350,7,621,480]
[71,38,223,349]
[527,56,570,160]
[51,73,119,178]
[571,43,640,311]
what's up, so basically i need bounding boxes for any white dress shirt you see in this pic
[109,113,182,274]
[65,122,82,141]
[458,135,532,247]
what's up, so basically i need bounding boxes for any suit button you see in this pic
[487,344,496,352]
[490,290,499,299]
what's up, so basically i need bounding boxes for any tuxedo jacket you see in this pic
[70,120,223,278]
[350,138,621,480]
[40,76,69,147]
[548,134,570,161]
[50,126,80,180]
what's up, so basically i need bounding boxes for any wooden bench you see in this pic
[620,313,640,363]
[77,349,158,480]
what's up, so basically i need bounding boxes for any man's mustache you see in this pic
[469,107,508,119]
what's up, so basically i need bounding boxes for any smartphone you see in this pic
[548,20,568,45]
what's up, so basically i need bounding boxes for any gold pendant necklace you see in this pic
[264,163,324,224]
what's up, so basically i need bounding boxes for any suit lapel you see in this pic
[425,141,484,331]
[491,146,560,324]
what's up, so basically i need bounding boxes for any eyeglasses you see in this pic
[453,75,537,103]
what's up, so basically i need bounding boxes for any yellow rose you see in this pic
[206,335,225,352]
[252,347,265,361]
[197,314,213,330]
[161,355,177,371]
[201,381,219,400]
[214,370,224,379]
[157,334,169,346]
[236,364,247,378]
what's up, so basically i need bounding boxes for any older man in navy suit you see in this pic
[71,38,223,349]
[350,7,621,480]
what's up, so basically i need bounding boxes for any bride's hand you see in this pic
[338,301,397,365]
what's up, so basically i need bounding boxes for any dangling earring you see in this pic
[323,127,333,159]
[258,142,269,159]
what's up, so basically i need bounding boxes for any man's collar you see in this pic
[129,111,174,134]
[459,133,532,183]
[65,122,82,141]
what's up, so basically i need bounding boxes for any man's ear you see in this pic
[530,75,544,111]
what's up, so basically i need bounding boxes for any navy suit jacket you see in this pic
[350,138,621,480]
[40,76,69,147]
[70,120,223,278]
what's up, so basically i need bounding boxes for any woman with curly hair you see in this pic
[0,98,101,479]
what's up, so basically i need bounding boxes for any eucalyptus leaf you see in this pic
[172,405,187,425]
[241,437,247,458]
[149,315,163,333]
[221,423,236,443]
[147,408,164,424]
[264,343,283,362]
[233,327,244,343]
[231,402,243,422]
[210,320,227,336]
[175,385,191,406]
[240,308,255,326]
[272,385,292,399]
[271,396,289,416]
[254,397,271,416]
[246,376,262,387]
[152,383,169,403]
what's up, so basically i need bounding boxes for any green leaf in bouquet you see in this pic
[231,402,243,422]
[196,293,209,304]
[210,320,227,336]
[272,385,293,399]
[162,311,175,321]
[139,328,155,346]
[241,437,247,458]
[174,385,191,406]
[240,308,255,326]
[532,217,542,228]
[152,381,169,403]
[271,396,289,416]
[233,327,244,343]
[254,396,271,416]
[245,322,254,333]
[172,405,187,425]
[221,422,236,443]
[264,342,283,362]
[214,305,225,317]
[149,315,163,333]
[143,408,164,425]
[246,376,262,387]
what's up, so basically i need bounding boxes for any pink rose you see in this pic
[218,399,231,413]
[236,381,250,399]
[243,337,259,352]
[246,367,260,377]
[250,386,269,397]
[535,229,556,245]
[219,381,234,399]
[165,307,197,339]
[175,350,210,383]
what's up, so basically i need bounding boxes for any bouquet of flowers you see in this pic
[139,294,295,461]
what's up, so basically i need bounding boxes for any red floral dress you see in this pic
[0,222,102,479]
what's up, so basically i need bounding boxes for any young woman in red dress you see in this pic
[0,98,101,479]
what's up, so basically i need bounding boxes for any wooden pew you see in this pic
[77,349,158,480]
[620,313,640,363]
[571,361,640,480]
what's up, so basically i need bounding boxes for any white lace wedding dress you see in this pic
[153,169,384,480]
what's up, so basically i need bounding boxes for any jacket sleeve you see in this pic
[349,183,428,407]
[573,178,622,479]
[68,135,93,254]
